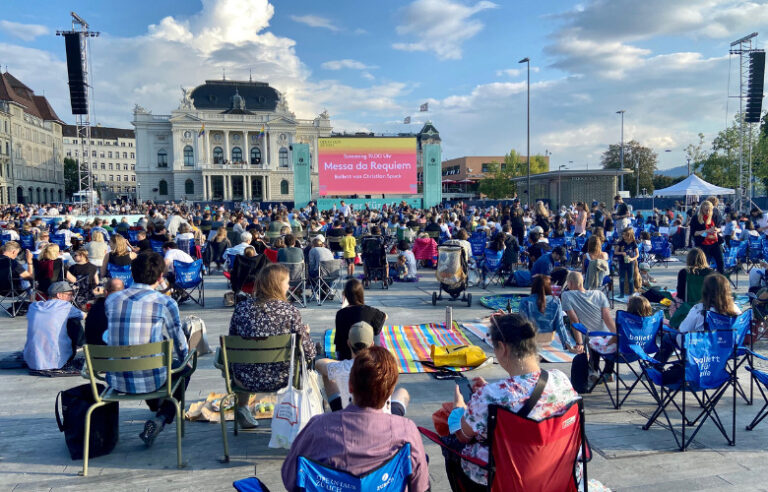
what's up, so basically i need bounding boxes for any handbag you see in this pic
[430,344,487,367]
[570,352,590,394]
[268,336,323,449]
[55,383,119,460]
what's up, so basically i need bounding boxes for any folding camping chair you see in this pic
[107,263,134,288]
[127,230,139,245]
[173,259,204,306]
[51,233,68,251]
[150,239,165,253]
[648,236,672,268]
[419,394,588,492]
[18,234,34,251]
[298,445,411,491]
[227,254,269,296]
[0,256,30,317]
[468,231,487,260]
[313,259,344,306]
[176,238,195,257]
[481,248,505,289]
[575,311,664,408]
[633,324,738,450]
[745,349,768,431]
[747,235,763,271]
[284,261,306,307]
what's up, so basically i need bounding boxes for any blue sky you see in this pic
[2,0,768,171]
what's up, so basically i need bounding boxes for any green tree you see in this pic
[478,162,515,199]
[694,114,760,189]
[684,133,707,173]
[63,157,80,198]
[504,149,549,176]
[601,140,658,196]
[652,174,685,190]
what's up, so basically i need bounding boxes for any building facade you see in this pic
[512,169,632,209]
[62,125,136,200]
[441,155,548,180]
[0,72,65,204]
[133,79,332,203]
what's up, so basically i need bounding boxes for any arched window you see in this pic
[185,179,194,195]
[250,147,261,165]
[232,146,242,162]
[183,145,194,166]
[159,179,168,196]
[213,146,224,164]
[280,179,289,195]
[58,190,63,202]
[157,149,168,167]
[279,147,289,167]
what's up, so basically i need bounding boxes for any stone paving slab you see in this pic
[2,261,768,491]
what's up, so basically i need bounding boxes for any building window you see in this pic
[100,152,105,158]
[213,146,224,164]
[100,163,105,170]
[232,146,242,162]
[250,147,261,164]
[108,151,112,158]
[481,163,490,173]
[183,145,194,166]
[132,175,136,181]
[157,149,168,167]
[131,164,135,170]
[92,163,97,169]
[280,179,289,195]
[123,152,127,159]
[124,175,128,181]
[92,150,97,157]
[123,164,128,170]
[116,175,121,182]
[108,163,113,170]
[279,147,289,167]
[109,175,113,181]
[130,152,134,158]
[159,179,168,195]
[185,179,194,195]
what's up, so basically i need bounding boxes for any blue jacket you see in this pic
[519,294,573,348]
[531,253,554,276]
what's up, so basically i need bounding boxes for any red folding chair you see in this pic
[419,398,588,492]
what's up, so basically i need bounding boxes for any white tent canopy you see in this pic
[653,174,735,197]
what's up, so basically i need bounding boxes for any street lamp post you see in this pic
[617,110,625,193]
[558,164,567,209]
[519,57,530,209]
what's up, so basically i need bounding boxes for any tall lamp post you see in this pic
[519,57,530,209]
[616,110,625,193]
[558,164,567,209]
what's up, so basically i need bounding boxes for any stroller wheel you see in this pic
[467,293,472,307]
[432,292,437,306]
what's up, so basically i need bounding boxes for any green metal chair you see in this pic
[218,333,300,463]
[81,341,197,476]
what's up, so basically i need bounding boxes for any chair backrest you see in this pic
[18,234,34,250]
[51,234,67,250]
[616,310,664,357]
[149,239,165,253]
[174,259,203,289]
[469,231,487,257]
[283,261,305,285]
[176,238,195,256]
[220,334,300,391]
[685,272,708,304]
[296,444,412,492]
[107,262,134,287]
[484,248,503,270]
[127,230,139,245]
[231,254,269,293]
[0,255,19,293]
[684,327,734,390]
[704,309,753,349]
[319,259,343,279]
[487,400,584,492]
[84,340,172,401]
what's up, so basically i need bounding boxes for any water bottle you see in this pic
[445,306,453,328]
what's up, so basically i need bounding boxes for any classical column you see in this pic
[225,131,231,163]
[263,175,269,201]
[203,175,208,200]
[226,175,232,200]
[205,130,210,165]
[243,174,249,200]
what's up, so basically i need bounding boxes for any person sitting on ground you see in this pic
[531,245,567,285]
[674,247,713,304]
[316,321,410,413]
[282,346,429,492]
[101,234,137,278]
[397,240,418,282]
[84,278,125,345]
[561,271,617,383]
[277,234,303,263]
[395,254,409,280]
[23,281,85,371]
[439,313,579,490]
[104,252,194,447]
[334,279,387,360]
[308,235,333,278]
[519,274,577,352]
[228,263,316,429]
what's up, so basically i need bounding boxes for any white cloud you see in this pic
[392,0,498,60]
[321,59,377,71]
[0,20,48,41]
[290,14,340,32]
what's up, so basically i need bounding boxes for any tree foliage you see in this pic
[63,157,80,198]
[477,149,549,199]
[652,174,686,191]
[694,114,760,189]
[601,140,657,196]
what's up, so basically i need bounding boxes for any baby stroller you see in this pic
[432,245,472,307]
[361,236,392,289]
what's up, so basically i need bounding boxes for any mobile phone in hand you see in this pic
[457,378,473,403]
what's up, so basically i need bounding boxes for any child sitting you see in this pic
[395,255,409,280]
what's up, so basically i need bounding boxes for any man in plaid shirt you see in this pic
[105,252,193,447]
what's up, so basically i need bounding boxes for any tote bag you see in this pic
[268,336,323,449]
[55,383,119,460]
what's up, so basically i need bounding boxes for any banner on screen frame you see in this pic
[316,198,422,211]
[318,137,418,195]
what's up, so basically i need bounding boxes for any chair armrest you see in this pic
[572,323,588,335]
[629,344,660,365]
[173,348,198,374]
[417,426,489,469]
[588,331,616,338]
[746,348,768,362]
[662,326,681,336]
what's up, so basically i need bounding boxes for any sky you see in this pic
[1,0,768,171]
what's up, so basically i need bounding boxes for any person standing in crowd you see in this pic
[341,226,357,278]
[613,195,630,233]
[690,200,724,273]
[614,227,639,297]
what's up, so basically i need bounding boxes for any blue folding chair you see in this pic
[747,235,763,270]
[0,233,11,246]
[51,234,68,251]
[468,231,487,260]
[633,324,737,450]
[18,234,34,251]
[107,263,134,287]
[297,444,411,491]
[150,239,165,253]
[649,236,671,268]
[173,259,204,307]
[611,310,664,409]
[127,230,140,245]
[481,248,504,289]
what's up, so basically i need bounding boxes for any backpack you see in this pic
[570,352,590,394]
[55,383,119,460]
[513,270,532,287]
[182,315,212,355]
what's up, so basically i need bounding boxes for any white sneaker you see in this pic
[235,406,259,429]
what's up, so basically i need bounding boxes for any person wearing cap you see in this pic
[22,281,85,371]
[283,346,428,492]
[308,234,333,278]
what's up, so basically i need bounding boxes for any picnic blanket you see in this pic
[324,322,479,373]
[186,393,277,422]
[479,293,525,311]
[28,357,85,377]
[0,351,25,369]
[461,321,575,363]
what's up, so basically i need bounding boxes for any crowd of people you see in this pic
[7,193,757,490]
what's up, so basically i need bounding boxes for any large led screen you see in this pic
[317,137,417,195]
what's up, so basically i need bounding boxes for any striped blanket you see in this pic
[461,321,575,363]
[324,322,477,373]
